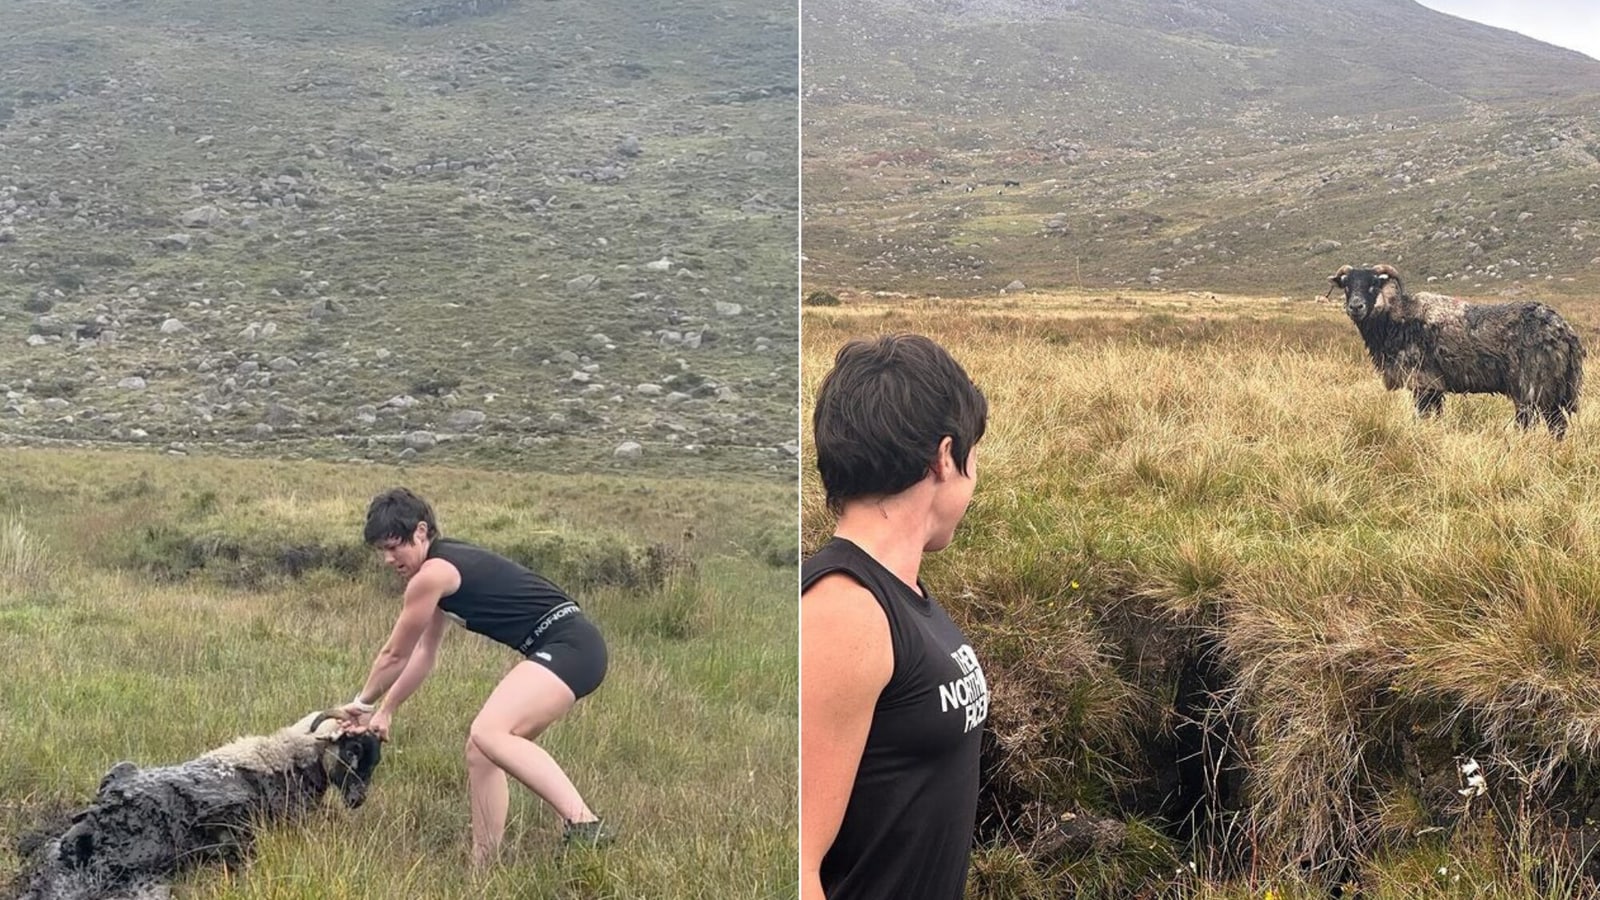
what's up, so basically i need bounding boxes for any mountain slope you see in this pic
[0,0,798,479]
[801,0,1600,297]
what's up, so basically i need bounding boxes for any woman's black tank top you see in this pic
[426,538,578,652]
[802,536,989,900]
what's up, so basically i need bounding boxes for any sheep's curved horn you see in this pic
[307,709,352,738]
[1373,263,1401,280]
[1325,264,1353,299]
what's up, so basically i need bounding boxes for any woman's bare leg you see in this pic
[465,661,596,865]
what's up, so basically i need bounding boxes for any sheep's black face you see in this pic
[1330,266,1397,323]
[326,733,381,809]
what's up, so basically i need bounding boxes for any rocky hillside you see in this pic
[802,0,1600,297]
[0,0,798,479]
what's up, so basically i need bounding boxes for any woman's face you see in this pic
[376,522,431,579]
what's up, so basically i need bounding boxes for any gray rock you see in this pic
[0,227,16,243]
[404,430,437,450]
[267,356,299,372]
[570,370,592,384]
[179,206,223,228]
[684,332,703,350]
[118,376,147,390]
[660,330,683,346]
[29,316,69,337]
[613,440,643,459]
[446,409,486,429]
[353,404,378,426]
[714,301,743,317]
[236,361,260,376]
[25,334,49,347]
[263,403,298,427]
[664,391,692,405]
[251,423,274,438]
[635,383,664,396]
[556,350,581,365]
[617,135,643,157]
[159,318,186,334]
[1003,280,1026,292]
[588,333,611,349]
[157,233,192,250]
[780,440,800,457]
[398,447,417,461]
[566,274,599,291]
[43,398,69,411]
[384,394,419,409]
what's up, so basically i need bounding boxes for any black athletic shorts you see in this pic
[520,612,607,700]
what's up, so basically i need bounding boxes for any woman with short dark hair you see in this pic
[340,488,614,864]
[801,333,991,900]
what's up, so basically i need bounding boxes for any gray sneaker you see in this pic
[562,818,617,847]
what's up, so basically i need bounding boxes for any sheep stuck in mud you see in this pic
[10,710,381,900]
[1329,264,1585,437]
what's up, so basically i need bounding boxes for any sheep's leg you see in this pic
[1514,405,1537,431]
[1413,389,1444,418]
[1543,405,1570,439]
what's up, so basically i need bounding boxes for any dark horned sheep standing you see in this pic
[1329,264,1585,437]
[11,710,381,900]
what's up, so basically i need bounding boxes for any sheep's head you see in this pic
[1328,264,1402,322]
[307,711,382,809]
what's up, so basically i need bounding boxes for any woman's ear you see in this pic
[931,435,956,481]
[413,520,430,543]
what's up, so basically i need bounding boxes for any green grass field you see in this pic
[0,448,796,899]
[803,289,1600,898]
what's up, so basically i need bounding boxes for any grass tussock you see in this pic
[803,292,1600,895]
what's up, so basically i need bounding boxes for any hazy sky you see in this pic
[1416,0,1600,61]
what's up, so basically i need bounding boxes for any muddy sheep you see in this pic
[12,710,381,900]
[1329,263,1585,437]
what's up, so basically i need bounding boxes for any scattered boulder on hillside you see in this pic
[178,206,223,228]
[1003,280,1026,292]
[566,274,599,291]
[156,233,192,250]
[714,301,742,317]
[617,135,643,157]
[263,403,299,428]
[117,376,146,391]
[613,440,642,459]
[446,409,486,430]
[404,430,437,450]
[159,318,186,334]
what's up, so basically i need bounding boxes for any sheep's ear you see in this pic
[1328,264,1352,286]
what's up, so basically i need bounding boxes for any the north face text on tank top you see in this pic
[939,643,989,733]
